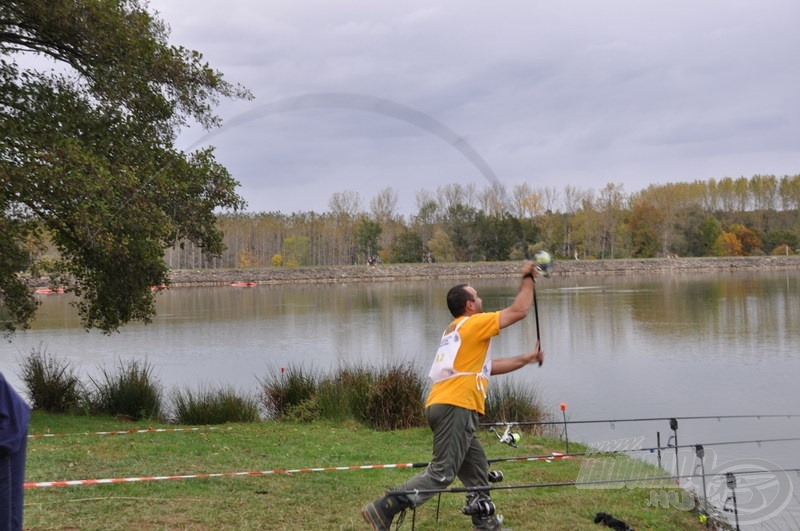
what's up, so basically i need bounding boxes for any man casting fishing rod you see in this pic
[362,261,545,531]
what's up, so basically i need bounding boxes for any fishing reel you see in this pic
[462,493,496,517]
[488,470,504,483]
[489,424,520,448]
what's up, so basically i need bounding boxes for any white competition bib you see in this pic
[428,317,470,383]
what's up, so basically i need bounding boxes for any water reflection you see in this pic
[6,271,798,383]
[3,270,799,527]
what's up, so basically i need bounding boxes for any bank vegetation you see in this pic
[163,176,800,270]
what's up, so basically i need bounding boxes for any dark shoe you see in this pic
[361,495,408,530]
[472,513,504,530]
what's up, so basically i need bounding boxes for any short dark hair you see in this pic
[446,284,472,317]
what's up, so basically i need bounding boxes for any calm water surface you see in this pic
[3,270,798,527]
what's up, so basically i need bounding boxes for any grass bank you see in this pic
[25,413,712,530]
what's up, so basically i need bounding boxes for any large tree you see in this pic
[1,1,250,333]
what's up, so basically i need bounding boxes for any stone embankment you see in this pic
[168,255,800,287]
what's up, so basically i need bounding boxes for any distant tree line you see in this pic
[163,174,800,269]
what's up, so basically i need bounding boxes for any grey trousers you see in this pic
[402,404,490,507]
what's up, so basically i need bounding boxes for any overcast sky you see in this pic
[152,0,799,216]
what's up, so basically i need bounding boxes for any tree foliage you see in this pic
[473,212,523,261]
[389,229,424,263]
[699,216,724,257]
[354,217,382,263]
[713,232,743,257]
[729,224,763,255]
[1,1,249,332]
[282,236,311,267]
[629,201,663,258]
[136,175,800,268]
[428,229,455,262]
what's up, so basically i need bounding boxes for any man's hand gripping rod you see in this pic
[532,251,552,366]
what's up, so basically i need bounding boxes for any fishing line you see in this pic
[186,92,506,198]
[24,92,495,322]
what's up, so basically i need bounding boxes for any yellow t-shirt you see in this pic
[425,311,500,414]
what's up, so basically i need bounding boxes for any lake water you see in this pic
[3,270,799,528]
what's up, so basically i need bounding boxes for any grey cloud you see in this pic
[156,0,799,214]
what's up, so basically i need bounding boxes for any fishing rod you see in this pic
[673,436,800,449]
[531,250,552,367]
[484,414,800,460]
[488,435,800,462]
[391,465,800,530]
[480,413,800,428]
[387,466,800,497]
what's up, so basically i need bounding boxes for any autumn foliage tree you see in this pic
[713,232,744,257]
[728,224,763,255]
[1,1,249,332]
[628,201,664,258]
[163,175,798,269]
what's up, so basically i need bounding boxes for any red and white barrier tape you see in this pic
[25,453,571,489]
[29,427,220,439]
[24,461,428,489]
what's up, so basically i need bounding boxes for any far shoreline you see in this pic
[167,255,800,287]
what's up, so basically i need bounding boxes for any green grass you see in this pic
[24,412,712,530]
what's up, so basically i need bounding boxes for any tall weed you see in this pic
[363,364,425,431]
[327,365,375,423]
[172,385,259,424]
[315,378,349,422]
[258,365,317,419]
[259,363,427,429]
[18,347,86,413]
[484,378,548,434]
[89,359,162,421]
